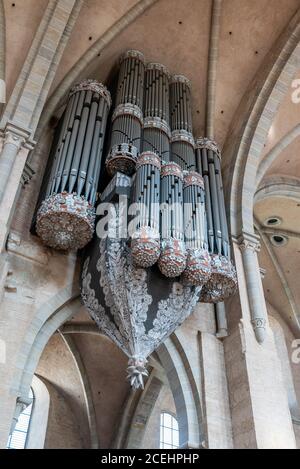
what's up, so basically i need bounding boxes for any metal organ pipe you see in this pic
[182,171,211,286]
[106,50,145,176]
[143,63,171,162]
[158,162,186,278]
[170,75,196,171]
[131,152,161,268]
[195,137,237,302]
[36,80,111,251]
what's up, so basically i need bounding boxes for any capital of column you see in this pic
[10,395,33,435]
[233,230,267,344]
[251,318,267,344]
[234,231,261,253]
[17,395,33,409]
[260,267,267,279]
[1,121,35,151]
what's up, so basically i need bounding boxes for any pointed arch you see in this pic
[0,0,6,107]
[223,8,300,237]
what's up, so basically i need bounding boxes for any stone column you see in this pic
[9,395,33,436]
[0,0,83,448]
[0,123,34,252]
[0,124,33,199]
[215,302,228,339]
[0,0,83,247]
[223,231,297,449]
[236,231,267,344]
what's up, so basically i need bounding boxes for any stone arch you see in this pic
[35,0,158,140]
[254,175,300,205]
[26,375,50,449]
[256,125,300,186]
[219,8,300,343]
[223,8,300,237]
[10,283,81,400]
[59,322,204,449]
[59,331,99,449]
[125,372,164,449]
[156,335,204,449]
[0,0,5,107]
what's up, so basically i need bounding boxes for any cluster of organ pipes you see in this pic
[36,80,111,250]
[36,50,237,303]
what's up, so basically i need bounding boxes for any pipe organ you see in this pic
[142,63,171,161]
[106,50,145,177]
[36,50,237,389]
[182,171,211,286]
[158,162,186,278]
[36,80,111,250]
[195,138,237,302]
[131,151,161,268]
[170,75,196,171]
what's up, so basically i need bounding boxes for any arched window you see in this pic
[160,412,179,449]
[7,389,34,449]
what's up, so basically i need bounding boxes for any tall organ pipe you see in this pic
[131,151,161,268]
[170,75,196,171]
[182,171,211,286]
[195,137,237,302]
[106,50,145,176]
[142,63,171,161]
[36,80,111,251]
[158,162,186,278]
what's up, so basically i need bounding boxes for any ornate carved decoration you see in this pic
[112,103,143,125]
[160,161,184,180]
[182,248,212,287]
[120,49,145,64]
[36,192,95,250]
[170,74,192,88]
[146,62,170,78]
[200,254,238,303]
[183,171,204,189]
[143,117,171,139]
[158,238,187,278]
[81,237,201,388]
[69,79,112,107]
[106,143,138,176]
[171,129,195,148]
[195,137,221,159]
[131,227,161,268]
[237,231,261,253]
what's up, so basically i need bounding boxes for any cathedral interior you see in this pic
[0,0,300,450]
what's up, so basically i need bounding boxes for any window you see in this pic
[160,412,179,449]
[7,389,34,449]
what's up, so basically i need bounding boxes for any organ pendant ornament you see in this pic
[81,235,201,390]
[37,50,237,389]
